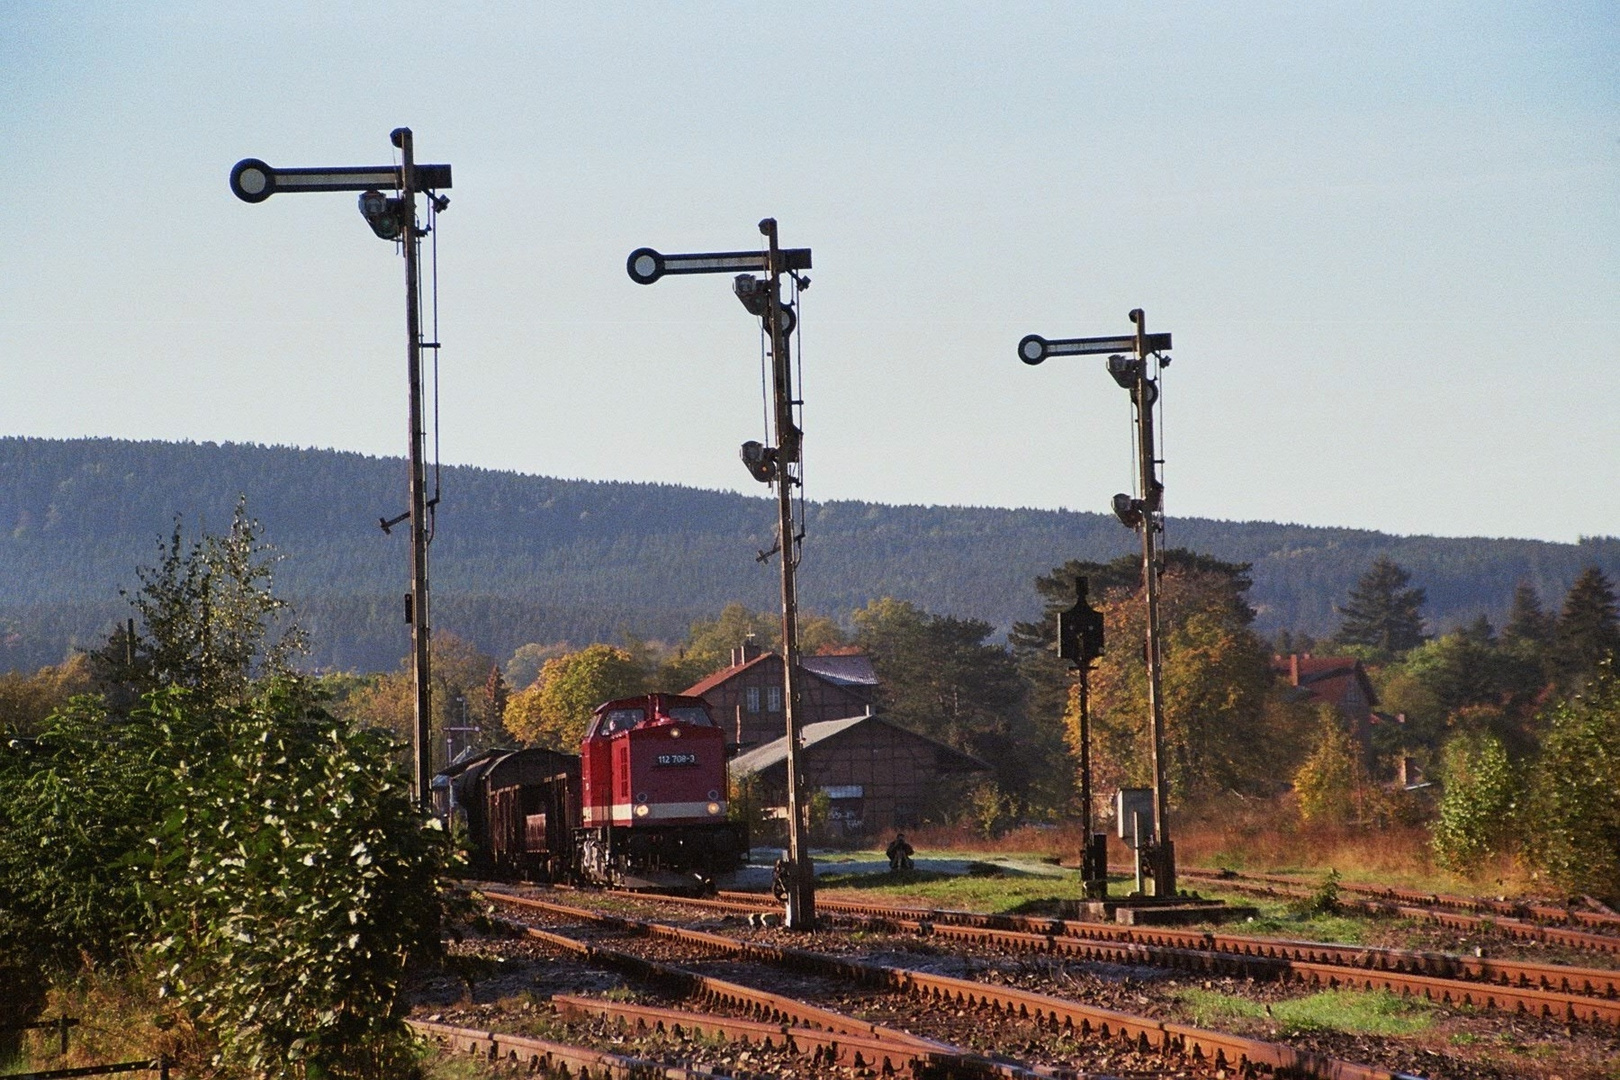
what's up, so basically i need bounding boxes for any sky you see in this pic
[2,3,1616,543]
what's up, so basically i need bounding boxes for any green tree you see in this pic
[505,644,647,749]
[91,499,305,706]
[147,681,444,1080]
[1502,581,1556,652]
[329,631,502,770]
[1431,731,1519,871]
[1333,556,1427,657]
[852,597,1045,814]
[1549,566,1620,693]
[1527,661,1620,898]
[1010,549,1254,653]
[0,512,447,1080]
[654,603,781,689]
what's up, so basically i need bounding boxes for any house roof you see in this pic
[681,651,775,698]
[681,650,879,698]
[728,713,988,778]
[801,653,879,686]
[1272,654,1378,711]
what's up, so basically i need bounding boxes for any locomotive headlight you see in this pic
[635,804,650,818]
[669,727,681,738]
[706,802,722,816]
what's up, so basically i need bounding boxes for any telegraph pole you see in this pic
[230,129,451,811]
[1018,310,1177,896]
[627,222,817,927]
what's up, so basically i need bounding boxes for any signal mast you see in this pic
[1018,310,1178,897]
[627,220,817,928]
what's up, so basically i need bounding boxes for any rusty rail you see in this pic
[685,887,1620,1026]
[1170,869,1620,955]
[410,1017,729,1079]
[805,894,1620,1004]
[1179,868,1620,931]
[491,892,1417,1080]
[551,995,1065,1078]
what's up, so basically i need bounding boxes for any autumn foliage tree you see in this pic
[505,643,647,749]
[1075,561,1280,803]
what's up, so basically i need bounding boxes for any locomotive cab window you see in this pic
[666,706,714,727]
[597,708,643,735]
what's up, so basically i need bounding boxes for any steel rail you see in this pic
[1178,868,1620,931]
[1167,870,1620,955]
[703,887,1620,1003]
[693,887,1620,1022]
[551,994,1067,1078]
[490,892,1415,1080]
[409,1017,730,1079]
[515,922,957,1052]
[798,894,1620,1000]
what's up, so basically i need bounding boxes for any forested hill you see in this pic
[3,437,1616,673]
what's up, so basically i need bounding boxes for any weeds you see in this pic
[1175,987,1433,1037]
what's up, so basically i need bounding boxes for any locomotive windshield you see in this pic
[666,706,714,726]
[599,708,643,734]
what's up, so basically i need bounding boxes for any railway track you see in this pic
[667,887,1620,1028]
[1179,868,1620,932]
[1171,868,1620,957]
[411,1017,734,1079]
[484,889,1421,1080]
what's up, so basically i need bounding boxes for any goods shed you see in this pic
[729,712,988,836]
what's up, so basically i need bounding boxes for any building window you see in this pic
[745,686,760,713]
[767,685,782,712]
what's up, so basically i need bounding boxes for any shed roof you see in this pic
[729,713,988,778]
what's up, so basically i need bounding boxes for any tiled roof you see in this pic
[681,651,775,698]
[681,651,880,697]
[1271,654,1377,710]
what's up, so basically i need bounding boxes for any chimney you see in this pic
[1289,653,1301,686]
[738,636,763,664]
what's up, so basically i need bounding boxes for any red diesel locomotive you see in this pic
[452,693,748,889]
[576,692,746,888]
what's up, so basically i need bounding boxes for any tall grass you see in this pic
[882,793,1533,895]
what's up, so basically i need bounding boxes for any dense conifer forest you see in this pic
[2,436,1616,673]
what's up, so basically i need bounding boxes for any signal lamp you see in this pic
[740,440,778,484]
[732,274,796,335]
[707,802,722,816]
[1106,353,1140,390]
[1112,492,1145,530]
[357,189,404,241]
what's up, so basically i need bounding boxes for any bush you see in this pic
[1,681,449,1079]
[147,681,447,1078]
[1528,662,1620,899]
[1431,732,1519,872]
[1293,709,1362,825]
